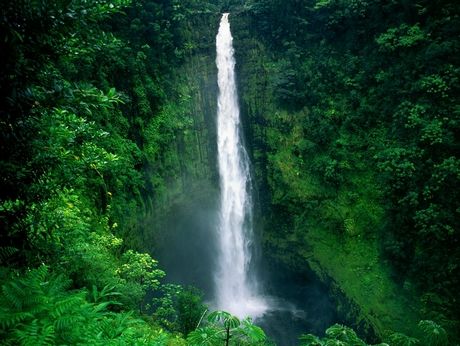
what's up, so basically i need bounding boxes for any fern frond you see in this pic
[299,333,324,346]
[99,285,122,299]
[27,265,48,286]
[89,284,122,304]
[0,247,19,264]
[2,284,24,310]
[92,301,112,313]
[51,294,85,318]
[418,320,448,346]
[0,310,33,329]
[54,315,82,332]
[325,324,366,345]
[187,327,223,346]
[387,332,419,346]
[43,274,71,297]
[14,319,55,346]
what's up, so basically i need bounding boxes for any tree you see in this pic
[187,310,267,346]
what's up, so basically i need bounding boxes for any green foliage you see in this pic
[0,266,184,345]
[175,287,207,335]
[152,284,207,336]
[300,324,380,346]
[240,0,460,340]
[2,0,459,345]
[117,250,165,311]
[387,332,419,346]
[0,265,92,345]
[376,24,426,51]
[0,247,19,265]
[300,321,449,346]
[187,310,267,346]
[0,0,218,345]
[418,320,448,346]
[88,284,123,305]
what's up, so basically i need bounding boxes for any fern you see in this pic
[238,318,266,342]
[0,266,86,345]
[300,324,392,346]
[54,315,82,332]
[42,274,72,298]
[387,332,419,346]
[207,310,240,329]
[299,333,324,346]
[2,283,26,310]
[324,340,347,346]
[50,293,86,318]
[0,310,32,329]
[0,247,18,264]
[187,327,223,345]
[14,319,55,346]
[27,265,48,284]
[187,310,267,345]
[325,324,366,346]
[89,284,122,303]
[0,265,180,345]
[418,320,448,346]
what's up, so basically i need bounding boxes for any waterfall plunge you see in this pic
[214,13,268,319]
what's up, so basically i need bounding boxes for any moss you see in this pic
[304,224,421,338]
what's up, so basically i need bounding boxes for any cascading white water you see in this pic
[214,13,267,319]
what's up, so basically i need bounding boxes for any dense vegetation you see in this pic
[1,0,459,345]
[232,0,460,342]
[0,0,220,344]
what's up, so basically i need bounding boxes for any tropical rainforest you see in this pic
[0,0,459,345]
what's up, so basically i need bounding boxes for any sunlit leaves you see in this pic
[187,327,222,346]
[300,333,324,346]
[0,0,204,344]
[118,250,165,290]
[387,332,419,346]
[151,284,206,336]
[418,75,450,99]
[325,324,366,346]
[376,24,426,51]
[207,310,239,328]
[88,284,122,304]
[418,320,448,346]
[67,0,133,23]
[187,310,267,346]
[116,250,165,310]
[375,148,419,192]
[0,266,182,345]
[300,321,449,346]
[31,107,120,185]
[238,318,267,342]
[300,324,376,346]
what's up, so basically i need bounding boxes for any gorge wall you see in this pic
[142,3,459,342]
[144,10,419,341]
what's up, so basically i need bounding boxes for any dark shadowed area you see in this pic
[256,261,339,345]
[154,192,339,345]
[153,191,219,298]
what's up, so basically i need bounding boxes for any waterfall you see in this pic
[214,13,267,319]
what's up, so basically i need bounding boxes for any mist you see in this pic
[150,186,339,345]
